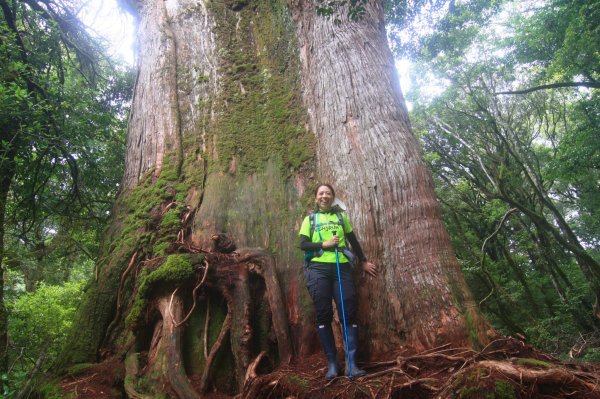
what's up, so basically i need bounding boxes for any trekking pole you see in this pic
[332,231,352,379]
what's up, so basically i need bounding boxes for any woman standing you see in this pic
[299,184,377,380]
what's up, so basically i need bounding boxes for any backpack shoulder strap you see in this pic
[336,211,345,232]
[309,212,316,240]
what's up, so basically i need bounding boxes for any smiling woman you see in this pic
[299,183,377,380]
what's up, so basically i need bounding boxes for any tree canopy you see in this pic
[408,0,600,360]
[0,0,132,393]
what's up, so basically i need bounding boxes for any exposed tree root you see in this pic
[244,351,268,385]
[199,304,232,393]
[159,295,200,399]
[236,248,293,365]
[172,260,209,328]
[65,222,598,399]
[61,335,600,398]
[239,336,600,399]
[124,353,152,399]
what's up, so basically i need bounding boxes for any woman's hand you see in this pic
[361,261,377,277]
[322,235,340,248]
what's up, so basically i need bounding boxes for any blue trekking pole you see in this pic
[332,231,353,379]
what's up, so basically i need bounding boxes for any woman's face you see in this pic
[315,185,334,211]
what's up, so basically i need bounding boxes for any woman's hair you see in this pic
[314,183,335,198]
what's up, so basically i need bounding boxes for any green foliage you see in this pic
[126,254,197,330]
[0,0,132,292]
[492,380,516,399]
[38,381,72,399]
[387,0,505,59]
[453,368,517,399]
[316,0,368,23]
[408,0,600,359]
[5,281,85,394]
[514,358,551,369]
[0,0,132,381]
[583,348,600,363]
[510,0,599,84]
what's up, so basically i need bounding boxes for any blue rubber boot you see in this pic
[316,324,340,380]
[345,324,366,379]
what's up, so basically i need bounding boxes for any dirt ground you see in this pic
[60,337,600,398]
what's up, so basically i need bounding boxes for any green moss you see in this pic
[153,241,170,257]
[208,295,237,394]
[251,294,271,353]
[126,254,196,330]
[66,362,95,376]
[159,209,181,230]
[463,309,482,349]
[452,368,518,399]
[282,374,309,390]
[207,0,315,176]
[196,74,209,84]
[40,381,73,399]
[491,380,516,399]
[514,358,552,369]
[458,385,481,398]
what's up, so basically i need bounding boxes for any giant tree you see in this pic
[51,0,550,396]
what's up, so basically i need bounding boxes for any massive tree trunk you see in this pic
[291,0,489,354]
[59,0,490,395]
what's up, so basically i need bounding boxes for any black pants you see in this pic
[304,261,357,325]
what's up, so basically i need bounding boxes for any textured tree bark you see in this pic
[0,136,16,372]
[60,0,492,395]
[0,171,12,373]
[290,0,490,353]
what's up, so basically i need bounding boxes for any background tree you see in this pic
[408,0,600,360]
[0,0,131,386]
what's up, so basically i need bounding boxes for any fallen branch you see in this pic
[393,378,439,391]
[62,373,98,387]
[477,360,600,392]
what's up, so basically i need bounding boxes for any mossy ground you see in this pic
[452,368,518,399]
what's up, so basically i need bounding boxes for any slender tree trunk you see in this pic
[0,176,10,373]
[0,132,16,373]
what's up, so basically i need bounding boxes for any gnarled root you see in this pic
[236,248,293,365]
[198,306,232,393]
[124,352,153,399]
[159,294,200,399]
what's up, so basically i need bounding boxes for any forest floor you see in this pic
[60,337,600,398]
